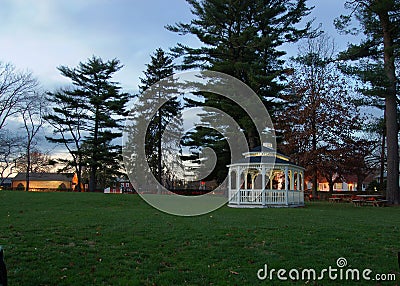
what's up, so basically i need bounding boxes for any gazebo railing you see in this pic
[229,189,304,206]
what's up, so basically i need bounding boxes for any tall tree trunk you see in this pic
[311,120,318,198]
[157,109,162,186]
[25,145,31,192]
[328,180,334,194]
[77,164,82,192]
[379,111,386,192]
[380,12,399,204]
[357,173,365,192]
[312,168,318,198]
[90,108,100,192]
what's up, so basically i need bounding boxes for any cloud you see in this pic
[0,0,197,92]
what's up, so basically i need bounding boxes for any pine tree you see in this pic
[45,87,88,191]
[46,56,129,191]
[138,48,182,187]
[335,0,400,204]
[167,0,313,182]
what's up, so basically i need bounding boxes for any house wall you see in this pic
[317,182,364,192]
[12,180,72,190]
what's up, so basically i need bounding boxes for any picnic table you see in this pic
[351,195,387,207]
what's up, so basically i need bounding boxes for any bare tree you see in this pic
[0,62,38,131]
[19,92,47,191]
[0,130,23,185]
[45,88,87,191]
[278,33,363,195]
[14,149,52,174]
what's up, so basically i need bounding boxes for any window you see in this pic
[334,183,343,190]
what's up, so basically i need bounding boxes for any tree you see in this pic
[335,0,400,204]
[45,87,88,191]
[0,61,38,131]
[138,48,183,187]
[19,92,47,191]
[14,150,53,174]
[46,56,129,191]
[167,0,313,182]
[278,34,364,195]
[342,136,380,191]
[0,61,40,190]
[0,130,23,185]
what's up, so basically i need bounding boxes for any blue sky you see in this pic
[0,0,355,94]
[1,0,365,159]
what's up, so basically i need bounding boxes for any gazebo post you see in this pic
[236,168,241,205]
[228,170,231,196]
[244,170,248,190]
[297,170,300,191]
[284,166,289,206]
[262,166,266,206]
[270,171,273,190]
[290,170,295,190]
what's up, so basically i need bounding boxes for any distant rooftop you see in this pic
[12,173,74,181]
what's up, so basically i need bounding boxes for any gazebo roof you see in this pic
[228,144,303,169]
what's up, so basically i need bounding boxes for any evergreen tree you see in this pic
[138,48,182,187]
[335,0,400,204]
[167,0,313,182]
[46,56,129,191]
[45,87,88,191]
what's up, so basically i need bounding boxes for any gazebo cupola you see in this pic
[227,143,305,208]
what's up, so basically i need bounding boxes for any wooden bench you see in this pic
[329,197,341,203]
[372,200,388,207]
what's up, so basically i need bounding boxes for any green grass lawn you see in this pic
[0,191,399,285]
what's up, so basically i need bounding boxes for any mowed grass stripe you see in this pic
[0,191,399,285]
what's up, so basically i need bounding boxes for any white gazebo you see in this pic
[228,144,305,208]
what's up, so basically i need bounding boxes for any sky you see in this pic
[0,0,362,160]
[0,0,356,94]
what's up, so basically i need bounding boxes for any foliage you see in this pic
[167,0,313,182]
[278,34,367,194]
[138,48,183,187]
[46,56,130,191]
[45,86,88,191]
[335,0,400,204]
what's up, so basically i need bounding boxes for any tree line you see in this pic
[0,0,398,204]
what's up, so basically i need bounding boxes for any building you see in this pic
[311,174,375,192]
[0,178,12,190]
[12,173,78,191]
[104,179,135,194]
